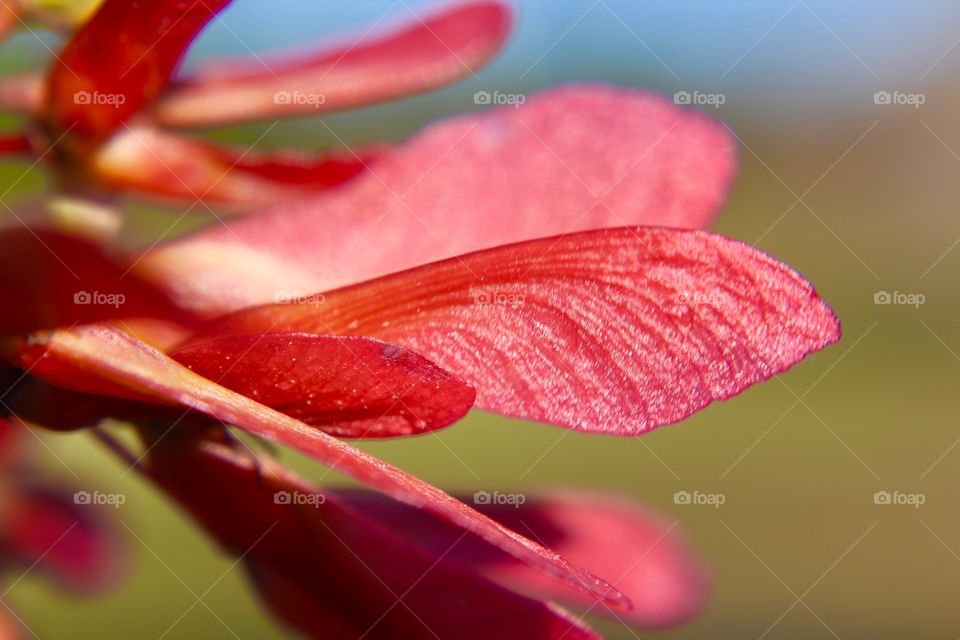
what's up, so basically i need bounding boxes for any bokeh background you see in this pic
[2,0,959,637]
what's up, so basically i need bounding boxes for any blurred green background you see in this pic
[2,0,959,637]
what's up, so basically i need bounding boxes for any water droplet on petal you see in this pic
[382,344,403,360]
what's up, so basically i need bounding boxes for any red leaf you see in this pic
[138,85,738,316]
[0,606,21,640]
[0,132,31,155]
[1,368,188,432]
[150,1,511,128]
[143,434,599,639]
[6,325,630,610]
[0,415,22,464]
[338,490,708,628]
[0,4,15,44]
[0,72,42,115]
[184,227,841,435]
[0,422,125,597]
[170,333,476,437]
[0,227,196,335]
[88,126,379,205]
[5,486,126,593]
[42,0,232,146]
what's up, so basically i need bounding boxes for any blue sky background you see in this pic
[187,1,960,103]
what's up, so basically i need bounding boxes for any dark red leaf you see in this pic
[6,325,629,609]
[0,227,196,335]
[2,369,188,432]
[143,433,598,639]
[170,333,475,437]
[338,490,709,628]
